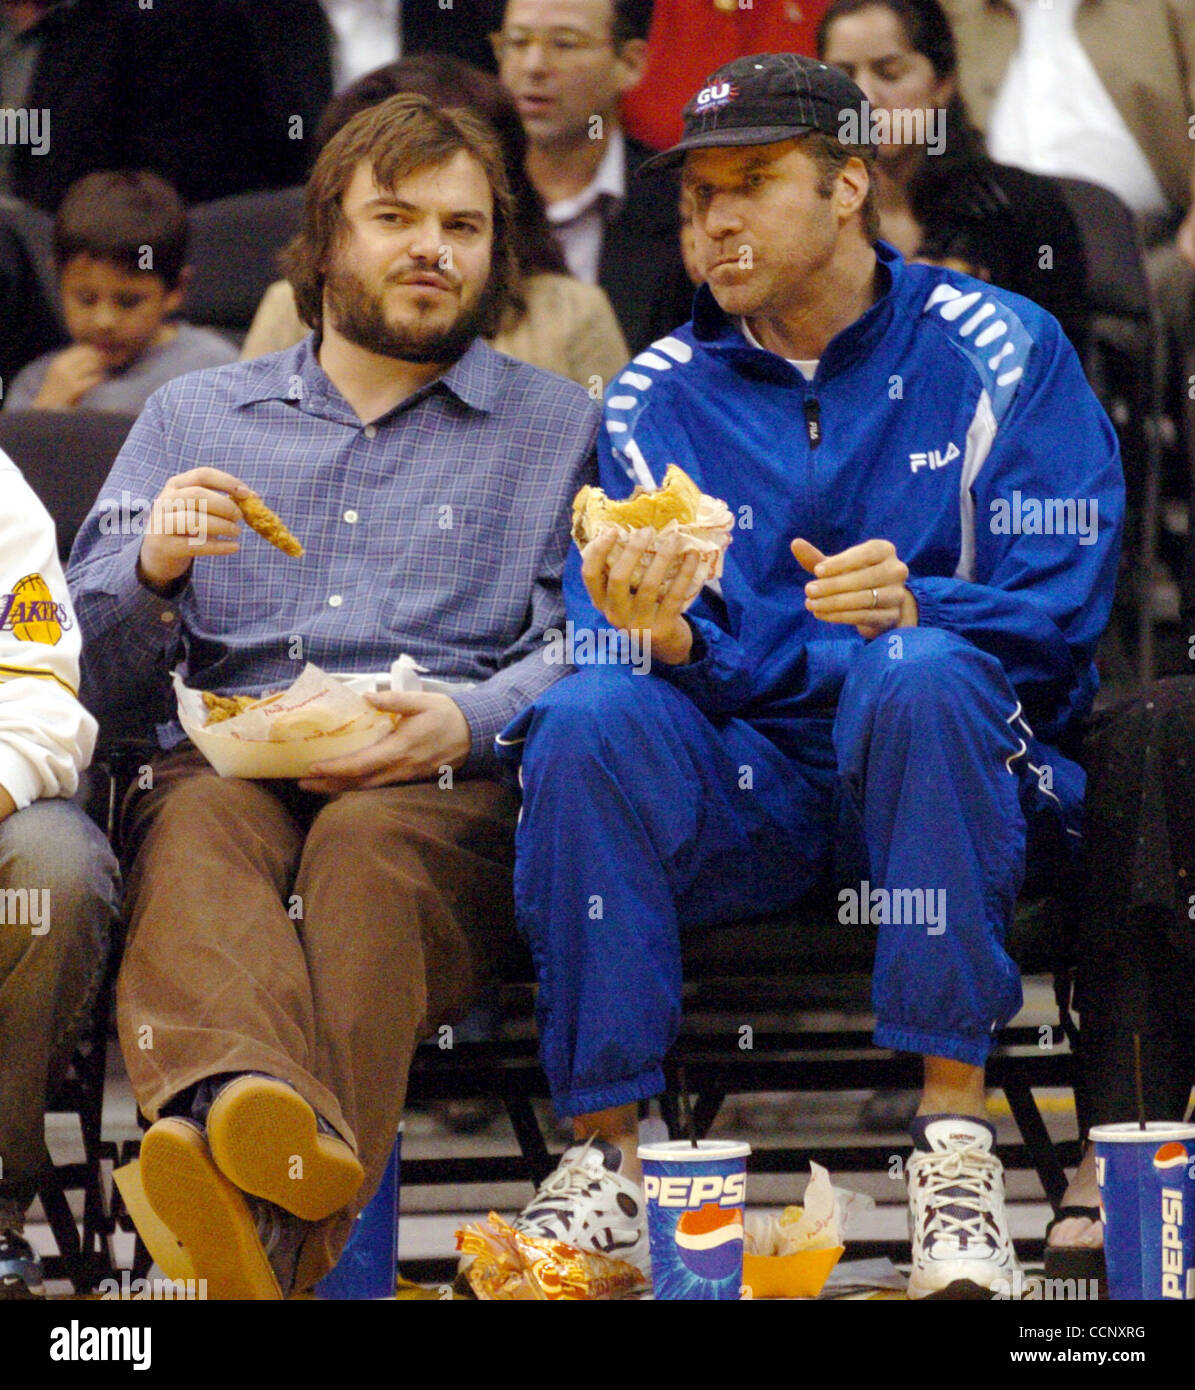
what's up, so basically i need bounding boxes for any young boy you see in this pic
[0,451,119,1297]
[2,170,236,414]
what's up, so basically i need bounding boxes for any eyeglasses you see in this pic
[490,28,614,64]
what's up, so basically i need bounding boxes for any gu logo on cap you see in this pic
[694,82,739,111]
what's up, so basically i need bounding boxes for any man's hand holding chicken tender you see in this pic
[137,468,304,596]
[136,467,250,593]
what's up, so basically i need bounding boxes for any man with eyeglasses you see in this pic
[493,0,693,356]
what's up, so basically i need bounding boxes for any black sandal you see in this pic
[1043,1206,1106,1295]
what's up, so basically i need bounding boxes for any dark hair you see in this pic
[316,54,565,277]
[909,154,1013,280]
[53,170,189,288]
[801,132,881,243]
[282,93,520,336]
[611,0,654,43]
[817,0,955,78]
[816,0,983,159]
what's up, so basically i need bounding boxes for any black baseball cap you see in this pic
[638,52,874,174]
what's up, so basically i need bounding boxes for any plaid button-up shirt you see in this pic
[67,335,600,776]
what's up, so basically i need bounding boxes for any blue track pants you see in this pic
[499,627,1080,1117]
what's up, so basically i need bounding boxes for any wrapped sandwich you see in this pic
[571,464,734,589]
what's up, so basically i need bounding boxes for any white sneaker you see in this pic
[906,1114,1019,1299]
[514,1136,651,1289]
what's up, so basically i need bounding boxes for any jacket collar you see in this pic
[691,239,902,383]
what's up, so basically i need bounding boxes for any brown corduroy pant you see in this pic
[116,745,519,1290]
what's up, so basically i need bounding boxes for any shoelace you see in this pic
[518,1137,610,1230]
[914,1146,1005,1249]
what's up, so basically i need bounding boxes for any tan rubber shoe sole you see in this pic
[206,1075,364,1222]
[139,1118,282,1300]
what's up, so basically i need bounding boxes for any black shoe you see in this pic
[0,1229,44,1299]
[1043,1206,1107,1297]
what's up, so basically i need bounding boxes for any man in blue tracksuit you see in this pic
[495,54,1123,1298]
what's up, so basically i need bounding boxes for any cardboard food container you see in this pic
[175,663,395,779]
[742,1245,845,1299]
[741,1162,868,1298]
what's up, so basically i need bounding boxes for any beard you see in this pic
[323,260,502,364]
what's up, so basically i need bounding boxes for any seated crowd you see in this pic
[0,0,1191,1303]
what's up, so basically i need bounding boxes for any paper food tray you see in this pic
[174,664,393,779]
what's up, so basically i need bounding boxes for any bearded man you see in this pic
[67,93,598,1298]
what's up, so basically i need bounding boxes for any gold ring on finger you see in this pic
[871,587,879,609]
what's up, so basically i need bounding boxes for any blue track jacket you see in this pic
[564,242,1124,753]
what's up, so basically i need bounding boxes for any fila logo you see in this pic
[910,441,960,474]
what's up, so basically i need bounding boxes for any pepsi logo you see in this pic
[1154,1142,1189,1171]
[675,1202,743,1283]
[642,1171,746,1208]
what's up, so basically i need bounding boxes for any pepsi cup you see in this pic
[316,1126,402,1300]
[637,1139,749,1300]
[1091,1122,1195,1300]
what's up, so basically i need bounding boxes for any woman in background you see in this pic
[242,54,629,388]
[817,0,1088,357]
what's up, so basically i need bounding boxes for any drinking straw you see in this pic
[1133,1034,1147,1131]
[676,1066,699,1148]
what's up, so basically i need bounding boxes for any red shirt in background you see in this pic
[622,0,829,150]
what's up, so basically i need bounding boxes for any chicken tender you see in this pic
[201,692,261,725]
[238,492,304,557]
[201,690,286,726]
